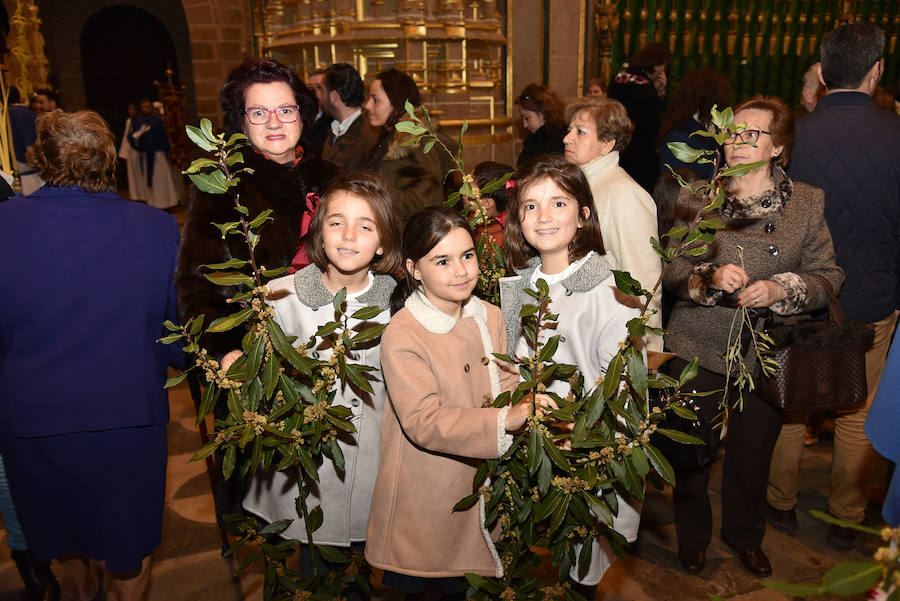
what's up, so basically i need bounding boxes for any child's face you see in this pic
[322,191,383,278]
[518,177,589,272]
[465,195,498,220]
[408,227,479,317]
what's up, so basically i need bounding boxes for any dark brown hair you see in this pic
[374,68,422,129]
[515,83,567,131]
[565,98,635,152]
[733,95,795,167]
[219,58,317,135]
[26,111,116,193]
[658,68,732,145]
[473,161,514,214]
[504,155,605,270]
[304,171,401,276]
[630,42,672,70]
[389,207,474,314]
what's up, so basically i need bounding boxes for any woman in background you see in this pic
[514,83,567,166]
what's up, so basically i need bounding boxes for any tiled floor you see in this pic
[1,377,888,601]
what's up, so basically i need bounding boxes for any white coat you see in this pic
[499,251,644,586]
[242,265,395,545]
[581,151,663,352]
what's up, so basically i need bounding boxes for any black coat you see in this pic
[176,149,342,357]
[789,92,900,323]
[516,124,566,166]
[608,68,663,193]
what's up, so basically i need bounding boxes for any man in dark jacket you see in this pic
[320,63,380,170]
[767,23,900,549]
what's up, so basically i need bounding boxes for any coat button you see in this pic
[312,351,320,359]
[350,398,360,407]
[481,356,489,365]
[464,363,470,373]
[565,289,574,296]
[768,244,779,256]
[764,222,775,234]
[761,198,772,208]
[311,306,319,311]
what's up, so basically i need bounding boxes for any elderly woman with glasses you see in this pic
[662,96,844,578]
[177,58,342,365]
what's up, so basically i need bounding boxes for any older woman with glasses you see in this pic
[662,95,844,578]
[177,58,341,365]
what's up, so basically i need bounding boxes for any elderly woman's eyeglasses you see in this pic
[244,105,300,125]
[725,129,771,144]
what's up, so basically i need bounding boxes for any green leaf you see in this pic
[548,494,570,535]
[537,447,552,494]
[612,270,643,296]
[350,306,384,320]
[188,315,205,336]
[423,138,436,153]
[191,440,219,462]
[261,266,288,279]
[602,353,623,400]
[577,534,594,580]
[189,171,230,195]
[222,445,236,479]
[165,371,190,388]
[710,105,733,129]
[202,258,249,270]
[163,320,180,332]
[453,493,480,512]
[262,355,279,399]
[822,561,883,595]
[583,491,614,525]
[679,357,699,387]
[629,446,650,477]
[667,141,711,164]
[350,324,387,346]
[226,151,244,166]
[199,117,216,141]
[395,120,427,136]
[542,434,569,471]
[670,404,697,420]
[203,272,253,287]
[664,225,689,241]
[182,157,218,174]
[197,382,220,423]
[207,308,254,333]
[327,437,345,473]
[703,187,725,212]
[158,333,183,344]
[656,428,705,445]
[306,505,324,532]
[226,132,247,147]
[185,124,217,151]
[718,160,768,178]
[625,346,648,401]
[257,518,293,536]
[249,209,274,229]
[344,363,374,394]
[296,446,318,481]
[332,288,347,314]
[527,426,542,475]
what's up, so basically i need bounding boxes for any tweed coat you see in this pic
[365,291,518,578]
[242,266,395,545]
[664,167,845,375]
[322,112,381,170]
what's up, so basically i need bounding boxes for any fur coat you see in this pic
[176,148,342,358]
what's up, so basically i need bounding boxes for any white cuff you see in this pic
[497,406,514,456]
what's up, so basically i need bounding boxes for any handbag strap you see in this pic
[807,273,845,324]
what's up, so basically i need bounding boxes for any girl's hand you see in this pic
[504,393,559,432]
[711,263,749,294]
[738,280,787,309]
[220,349,243,372]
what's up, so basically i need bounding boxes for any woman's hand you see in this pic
[711,264,749,294]
[504,393,559,432]
[220,349,243,372]
[738,280,787,309]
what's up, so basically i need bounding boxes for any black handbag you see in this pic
[758,274,874,413]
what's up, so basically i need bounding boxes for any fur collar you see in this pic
[499,251,614,347]
[292,263,395,309]
[720,163,792,220]
[383,117,424,162]
[404,288,487,334]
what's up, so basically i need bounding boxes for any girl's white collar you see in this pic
[404,289,486,334]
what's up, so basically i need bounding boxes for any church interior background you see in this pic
[3,0,899,168]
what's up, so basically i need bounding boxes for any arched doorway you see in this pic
[80,5,179,144]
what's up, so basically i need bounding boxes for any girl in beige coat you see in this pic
[367,208,555,600]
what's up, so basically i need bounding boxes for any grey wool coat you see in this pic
[663,166,845,376]
[242,265,395,546]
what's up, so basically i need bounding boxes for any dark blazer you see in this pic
[789,91,900,323]
[0,187,183,437]
[322,113,381,170]
[516,124,566,166]
[302,112,330,158]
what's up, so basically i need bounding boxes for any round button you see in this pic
[565,289,574,296]
[761,199,772,208]
[481,356,489,365]
[464,363,470,373]
[312,351,320,359]
[350,398,360,407]
[768,244,779,256]
[764,222,775,234]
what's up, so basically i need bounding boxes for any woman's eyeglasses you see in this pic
[725,129,771,144]
[244,105,300,125]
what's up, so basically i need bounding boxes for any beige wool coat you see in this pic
[365,291,518,578]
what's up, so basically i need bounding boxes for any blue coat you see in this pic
[0,187,183,438]
[788,92,900,323]
[866,334,900,526]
